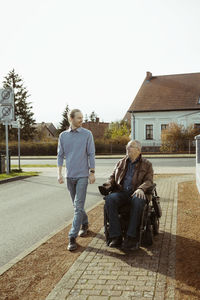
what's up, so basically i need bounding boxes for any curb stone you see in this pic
[0,175,37,185]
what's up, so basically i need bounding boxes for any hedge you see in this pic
[0,138,129,156]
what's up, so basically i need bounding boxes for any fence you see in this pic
[141,139,196,154]
[195,135,200,194]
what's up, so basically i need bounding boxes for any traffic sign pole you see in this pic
[11,120,21,170]
[18,123,20,170]
[5,121,9,174]
[0,88,15,174]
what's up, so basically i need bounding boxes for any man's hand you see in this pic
[103,183,111,189]
[89,173,95,184]
[132,188,146,200]
[58,175,64,184]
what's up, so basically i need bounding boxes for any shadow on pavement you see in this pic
[82,231,200,299]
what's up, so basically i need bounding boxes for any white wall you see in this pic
[131,110,200,146]
[196,135,200,194]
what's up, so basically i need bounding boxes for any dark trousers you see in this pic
[105,191,146,238]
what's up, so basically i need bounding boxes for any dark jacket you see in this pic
[104,154,153,193]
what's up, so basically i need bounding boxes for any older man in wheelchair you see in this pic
[99,140,154,250]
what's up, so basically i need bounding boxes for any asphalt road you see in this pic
[0,175,103,268]
[11,157,196,167]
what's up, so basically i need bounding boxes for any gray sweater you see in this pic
[57,127,95,178]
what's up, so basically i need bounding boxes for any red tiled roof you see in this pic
[124,72,200,120]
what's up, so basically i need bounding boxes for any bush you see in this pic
[104,120,130,140]
[160,123,198,153]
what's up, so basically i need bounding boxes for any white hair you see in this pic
[127,140,142,151]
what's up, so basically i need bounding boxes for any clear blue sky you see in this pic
[0,0,199,127]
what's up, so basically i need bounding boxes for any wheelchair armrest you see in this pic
[98,183,114,197]
[145,183,156,194]
[98,185,111,196]
[145,193,152,203]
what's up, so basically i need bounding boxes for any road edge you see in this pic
[0,175,38,185]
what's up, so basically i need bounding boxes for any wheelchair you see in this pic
[99,184,161,248]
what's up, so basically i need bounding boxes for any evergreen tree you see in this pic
[58,104,70,133]
[84,114,89,122]
[1,69,36,141]
[89,111,97,122]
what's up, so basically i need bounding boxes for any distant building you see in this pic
[124,71,200,146]
[34,122,57,140]
[82,117,109,139]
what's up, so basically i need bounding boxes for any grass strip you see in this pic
[0,171,39,180]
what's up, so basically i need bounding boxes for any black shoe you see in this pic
[122,236,138,250]
[109,236,122,248]
[67,237,77,251]
[78,224,89,237]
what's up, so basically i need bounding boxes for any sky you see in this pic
[0,0,200,128]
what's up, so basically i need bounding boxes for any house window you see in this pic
[194,123,200,132]
[161,124,169,131]
[146,125,153,140]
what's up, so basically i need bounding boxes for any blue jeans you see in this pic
[105,191,146,238]
[67,177,88,238]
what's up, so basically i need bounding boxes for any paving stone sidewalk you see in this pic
[46,174,195,300]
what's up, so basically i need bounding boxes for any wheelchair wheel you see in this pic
[104,205,111,246]
[151,211,159,235]
[153,216,159,235]
[142,219,153,246]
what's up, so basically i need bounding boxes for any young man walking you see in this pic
[57,109,95,251]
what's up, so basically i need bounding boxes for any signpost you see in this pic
[11,119,21,170]
[0,88,15,174]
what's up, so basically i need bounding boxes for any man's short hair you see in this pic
[69,109,82,119]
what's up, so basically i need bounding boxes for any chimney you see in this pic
[96,117,100,123]
[146,71,152,81]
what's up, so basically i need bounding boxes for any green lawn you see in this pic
[0,170,39,180]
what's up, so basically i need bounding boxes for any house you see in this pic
[124,71,200,146]
[34,122,57,140]
[82,117,109,139]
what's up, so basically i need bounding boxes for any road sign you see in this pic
[11,120,20,128]
[0,88,14,105]
[0,87,15,174]
[0,105,14,122]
